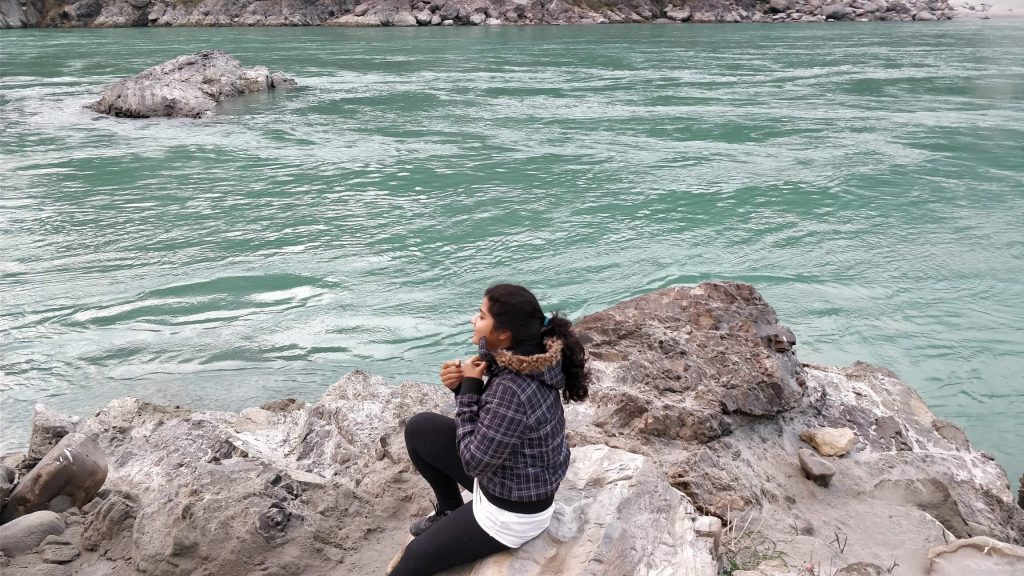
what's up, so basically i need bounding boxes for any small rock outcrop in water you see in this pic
[0,282,1021,575]
[86,50,296,118]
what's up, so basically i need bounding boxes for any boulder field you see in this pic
[1,0,958,28]
[0,282,1021,575]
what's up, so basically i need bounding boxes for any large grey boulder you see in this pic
[68,374,457,576]
[0,511,65,557]
[390,445,718,575]
[558,283,1023,571]
[62,371,714,576]
[86,50,296,118]
[571,283,806,444]
[2,434,107,522]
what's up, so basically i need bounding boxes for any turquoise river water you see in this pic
[1,22,1022,489]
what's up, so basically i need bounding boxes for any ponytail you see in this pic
[541,313,590,403]
[484,284,591,403]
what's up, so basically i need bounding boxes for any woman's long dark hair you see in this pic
[483,284,589,403]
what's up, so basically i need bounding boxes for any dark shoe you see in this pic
[409,503,451,537]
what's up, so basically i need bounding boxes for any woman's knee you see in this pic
[387,536,431,576]
[404,411,436,443]
[404,411,452,443]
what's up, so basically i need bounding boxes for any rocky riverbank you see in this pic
[1,282,1022,575]
[1,0,968,29]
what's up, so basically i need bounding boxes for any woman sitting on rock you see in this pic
[388,284,589,576]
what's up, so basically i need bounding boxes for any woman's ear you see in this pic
[496,328,513,347]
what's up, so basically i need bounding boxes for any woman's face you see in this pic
[471,297,508,350]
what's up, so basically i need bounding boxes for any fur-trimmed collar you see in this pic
[492,337,563,374]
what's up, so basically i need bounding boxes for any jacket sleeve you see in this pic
[454,375,529,478]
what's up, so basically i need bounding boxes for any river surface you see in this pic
[1,22,1022,488]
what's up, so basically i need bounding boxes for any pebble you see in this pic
[799,448,837,487]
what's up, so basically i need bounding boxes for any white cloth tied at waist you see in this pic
[472,478,554,548]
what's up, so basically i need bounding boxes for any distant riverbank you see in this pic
[6,0,1023,28]
[952,0,1024,18]
[0,0,981,29]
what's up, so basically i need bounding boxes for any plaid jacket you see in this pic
[455,337,571,502]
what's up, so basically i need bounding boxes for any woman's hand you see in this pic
[462,355,488,379]
[439,360,464,390]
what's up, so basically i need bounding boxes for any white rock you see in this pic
[800,427,859,456]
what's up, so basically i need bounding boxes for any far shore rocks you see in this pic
[0,282,1021,575]
[2,0,960,28]
[86,50,296,119]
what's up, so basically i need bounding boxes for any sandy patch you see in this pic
[953,0,1024,18]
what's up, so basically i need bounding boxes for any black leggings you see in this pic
[389,412,510,576]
